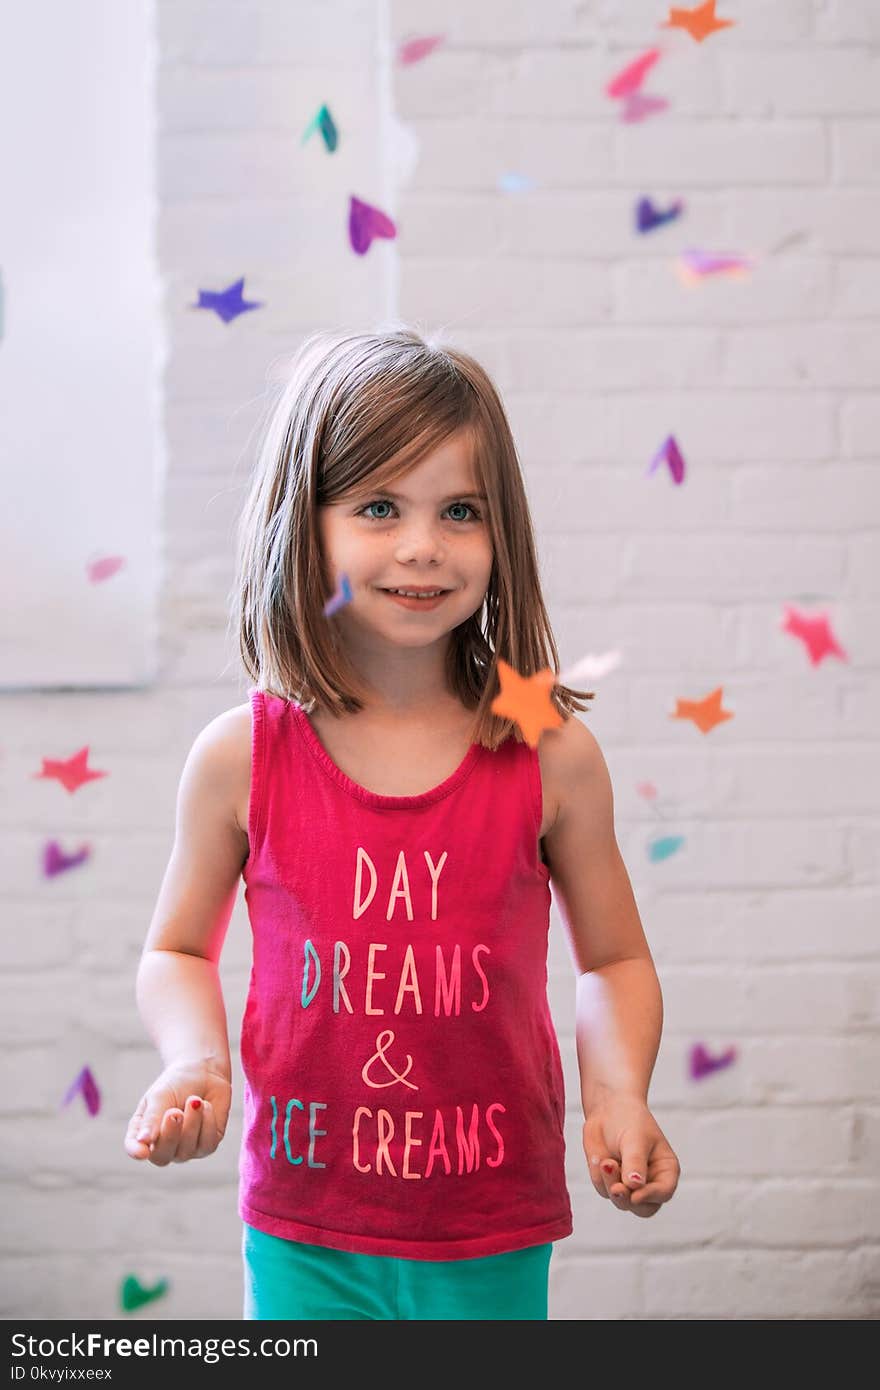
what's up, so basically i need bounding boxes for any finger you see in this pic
[125,1096,161,1160]
[587,1153,611,1199]
[130,1095,169,1153]
[628,1198,663,1219]
[599,1157,632,1211]
[148,1108,185,1167]
[630,1178,676,1207]
[195,1100,219,1158]
[620,1150,648,1193]
[173,1096,206,1162]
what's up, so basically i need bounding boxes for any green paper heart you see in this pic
[120,1274,170,1312]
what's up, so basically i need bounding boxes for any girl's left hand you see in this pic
[582,1094,681,1218]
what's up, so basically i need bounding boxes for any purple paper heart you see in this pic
[61,1065,101,1116]
[689,1043,737,1081]
[348,196,397,256]
[43,840,91,877]
[636,196,684,234]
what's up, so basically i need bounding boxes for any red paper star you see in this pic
[33,747,108,794]
[661,2,736,42]
[490,660,564,748]
[781,606,848,666]
[671,687,734,734]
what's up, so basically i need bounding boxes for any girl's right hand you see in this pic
[124,1062,232,1167]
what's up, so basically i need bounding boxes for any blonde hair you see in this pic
[232,325,593,750]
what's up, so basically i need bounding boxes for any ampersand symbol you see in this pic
[361,1029,419,1091]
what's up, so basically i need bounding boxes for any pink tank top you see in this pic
[238,688,572,1260]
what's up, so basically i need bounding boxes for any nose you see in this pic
[392,516,446,566]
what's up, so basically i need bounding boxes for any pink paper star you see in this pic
[781,606,848,666]
[33,747,108,794]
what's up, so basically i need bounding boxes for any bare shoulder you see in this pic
[191,701,253,837]
[538,714,606,832]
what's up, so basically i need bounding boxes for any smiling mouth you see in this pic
[380,588,451,598]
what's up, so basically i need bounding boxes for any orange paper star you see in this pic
[33,747,108,793]
[670,686,734,734]
[661,2,736,42]
[490,660,564,748]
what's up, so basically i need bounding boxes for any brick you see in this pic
[615,121,826,187]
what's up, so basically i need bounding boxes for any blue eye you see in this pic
[357,500,481,522]
[360,500,394,520]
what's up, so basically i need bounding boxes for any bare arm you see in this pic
[136,950,233,1081]
[125,709,250,1163]
[543,718,662,1112]
[542,716,679,1217]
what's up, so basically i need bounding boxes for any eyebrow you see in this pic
[360,490,487,503]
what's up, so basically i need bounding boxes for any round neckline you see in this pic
[291,702,487,809]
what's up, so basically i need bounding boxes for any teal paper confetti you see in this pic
[302,104,338,152]
[647,834,685,862]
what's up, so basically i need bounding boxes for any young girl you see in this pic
[124,326,680,1321]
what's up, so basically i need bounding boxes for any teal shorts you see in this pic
[242,1223,553,1320]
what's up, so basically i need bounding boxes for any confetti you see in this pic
[43,840,91,878]
[559,650,622,685]
[323,573,353,617]
[780,606,848,666]
[397,34,445,66]
[636,196,684,233]
[120,1275,170,1314]
[192,277,262,324]
[648,834,685,862]
[647,434,686,485]
[349,196,397,256]
[621,91,669,123]
[61,1065,100,1116]
[301,103,338,152]
[689,1042,737,1080]
[490,661,564,749]
[662,3,737,43]
[677,248,755,283]
[636,781,658,801]
[86,555,126,583]
[605,49,662,99]
[498,172,537,193]
[671,687,734,734]
[33,748,107,794]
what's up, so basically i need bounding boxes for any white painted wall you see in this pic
[1,0,877,1320]
[0,0,162,688]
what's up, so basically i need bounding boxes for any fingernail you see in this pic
[601,1161,615,1174]
[136,1130,150,1142]
[628,1172,644,1183]
[189,1098,202,1110]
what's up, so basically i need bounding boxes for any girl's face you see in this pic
[318,431,494,653]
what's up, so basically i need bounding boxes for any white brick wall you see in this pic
[1,0,877,1320]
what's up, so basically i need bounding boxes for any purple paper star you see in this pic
[192,277,263,324]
